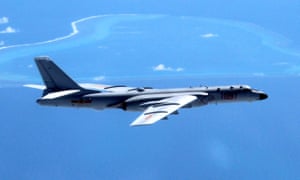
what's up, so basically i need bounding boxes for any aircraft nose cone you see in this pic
[259,93,268,100]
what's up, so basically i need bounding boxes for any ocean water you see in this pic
[0,77,299,179]
[0,1,300,179]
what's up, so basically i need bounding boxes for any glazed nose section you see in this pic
[259,92,268,100]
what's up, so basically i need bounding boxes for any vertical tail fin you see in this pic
[35,57,82,94]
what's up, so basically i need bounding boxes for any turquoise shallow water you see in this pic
[0,14,299,84]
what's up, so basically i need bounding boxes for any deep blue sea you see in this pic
[0,0,299,179]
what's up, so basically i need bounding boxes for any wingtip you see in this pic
[129,122,152,127]
[130,123,138,127]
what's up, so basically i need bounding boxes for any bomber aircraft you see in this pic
[25,57,268,126]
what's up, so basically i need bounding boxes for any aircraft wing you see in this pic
[130,95,198,126]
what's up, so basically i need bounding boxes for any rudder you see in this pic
[35,57,82,93]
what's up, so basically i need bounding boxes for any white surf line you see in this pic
[0,15,110,51]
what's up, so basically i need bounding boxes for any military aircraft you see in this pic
[25,57,268,126]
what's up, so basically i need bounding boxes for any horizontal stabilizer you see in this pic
[24,84,46,90]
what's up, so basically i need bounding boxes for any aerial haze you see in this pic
[0,0,299,179]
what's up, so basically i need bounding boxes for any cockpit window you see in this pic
[240,85,251,90]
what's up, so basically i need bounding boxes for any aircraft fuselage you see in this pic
[37,84,267,111]
[29,57,268,126]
